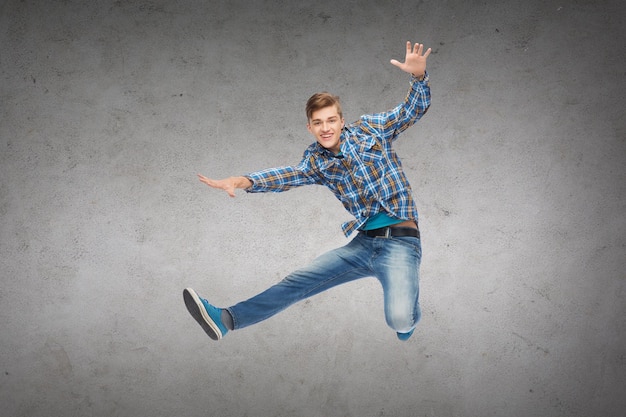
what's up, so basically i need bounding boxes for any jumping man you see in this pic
[184,41,432,341]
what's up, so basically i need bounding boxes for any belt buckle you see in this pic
[375,227,391,238]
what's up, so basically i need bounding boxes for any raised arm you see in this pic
[390,41,431,79]
[355,41,431,142]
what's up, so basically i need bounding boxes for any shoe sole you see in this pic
[397,328,415,341]
[183,288,222,340]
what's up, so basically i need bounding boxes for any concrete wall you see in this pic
[1,0,624,416]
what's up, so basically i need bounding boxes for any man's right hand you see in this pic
[197,174,252,197]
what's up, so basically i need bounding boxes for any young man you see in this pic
[184,41,431,341]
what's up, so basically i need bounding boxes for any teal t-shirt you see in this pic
[361,212,404,230]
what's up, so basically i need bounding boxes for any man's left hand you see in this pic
[390,41,431,78]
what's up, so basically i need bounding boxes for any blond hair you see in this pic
[305,92,343,121]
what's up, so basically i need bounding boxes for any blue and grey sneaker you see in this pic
[397,328,415,341]
[183,288,228,340]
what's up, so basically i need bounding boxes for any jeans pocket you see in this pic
[391,236,422,257]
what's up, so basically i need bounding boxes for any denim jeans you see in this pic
[227,232,422,334]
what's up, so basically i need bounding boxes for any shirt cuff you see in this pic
[411,70,429,82]
[242,174,257,192]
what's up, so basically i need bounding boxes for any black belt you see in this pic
[361,225,420,239]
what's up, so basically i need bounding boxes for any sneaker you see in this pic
[397,328,414,341]
[183,288,228,340]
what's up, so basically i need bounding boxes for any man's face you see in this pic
[307,105,345,155]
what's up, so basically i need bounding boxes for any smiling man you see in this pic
[306,94,345,154]
[184,41,431,342]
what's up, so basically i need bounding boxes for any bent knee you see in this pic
[385,307,421,332]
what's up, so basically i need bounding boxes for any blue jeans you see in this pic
[227,233,422,334]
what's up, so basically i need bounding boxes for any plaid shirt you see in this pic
[245,73,431,237]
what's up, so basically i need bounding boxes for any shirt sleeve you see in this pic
[357,71,431,142]
[244,152,319,193]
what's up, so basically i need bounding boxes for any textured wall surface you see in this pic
[1,0,625,416]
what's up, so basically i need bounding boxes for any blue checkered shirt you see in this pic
[245,73,431,236]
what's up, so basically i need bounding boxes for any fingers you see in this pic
[406,41,429,57]
[198,173,220,189]
[198,174,237,197]
[393,41,431,67]
[197,173,212,185]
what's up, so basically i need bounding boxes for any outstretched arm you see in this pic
[197,174,252,197]
[390,41,431,79]
[358,41,431,141]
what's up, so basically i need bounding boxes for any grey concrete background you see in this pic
[1,0,625,416]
